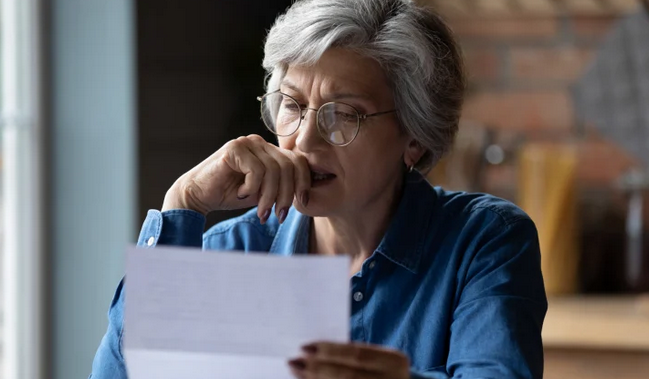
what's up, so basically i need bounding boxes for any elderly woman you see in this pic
[91,0,547,378]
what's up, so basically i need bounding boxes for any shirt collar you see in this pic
[269,171,438,274]
[374,171,437,274]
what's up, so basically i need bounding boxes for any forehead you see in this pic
[283,48,391,96]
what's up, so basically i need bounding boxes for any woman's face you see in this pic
[279,48,413,217]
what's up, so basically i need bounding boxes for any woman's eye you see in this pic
[281,102,300,113]
[335,112,357,122]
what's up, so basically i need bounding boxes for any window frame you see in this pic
[1,0,46,378]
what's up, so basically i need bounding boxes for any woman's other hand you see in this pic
[288,342,410,379]
[162,134,311,223]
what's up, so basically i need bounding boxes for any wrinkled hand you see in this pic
[288,341,410,379]
[162,134,311,223]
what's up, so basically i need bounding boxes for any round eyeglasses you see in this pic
[257,91,396,146]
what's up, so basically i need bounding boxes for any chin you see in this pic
[292,195,339,218]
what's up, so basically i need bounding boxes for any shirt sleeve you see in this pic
[89,209,207,378]
[413,217,547,379]
[136,209,206,248]
[89,279,127,379]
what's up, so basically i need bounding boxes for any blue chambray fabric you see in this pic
[90,171,547,379]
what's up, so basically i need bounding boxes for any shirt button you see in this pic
[146,237,155,246]
[368,261,376,270]
[353,291,364,302]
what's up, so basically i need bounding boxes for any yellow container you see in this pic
[518,143,580,295]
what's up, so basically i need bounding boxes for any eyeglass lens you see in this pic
[260,92,360,145]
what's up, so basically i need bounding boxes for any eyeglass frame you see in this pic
[257,90,397,147]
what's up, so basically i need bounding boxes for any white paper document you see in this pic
[123,245,350,379]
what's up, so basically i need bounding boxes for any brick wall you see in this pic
[452,13,639,193]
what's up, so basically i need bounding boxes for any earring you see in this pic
[408,165,414,173]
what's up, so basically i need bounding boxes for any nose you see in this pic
[295,108,327,153]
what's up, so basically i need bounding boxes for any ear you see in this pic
[404,139,426,168]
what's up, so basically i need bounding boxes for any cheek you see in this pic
[338,138,404,186]
[353,127,406,166]
[277,136,295,150]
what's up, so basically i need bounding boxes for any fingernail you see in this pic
[260,209,271,223]
[278,208,289,224]
[301,343,317,355]
[237,195,249,200]
[288,358,306,370]
[300,191,309,207]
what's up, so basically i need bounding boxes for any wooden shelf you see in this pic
[543,295,649,351]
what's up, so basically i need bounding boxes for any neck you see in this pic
[310,175,405,265]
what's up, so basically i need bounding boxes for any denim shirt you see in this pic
[90,172,547,379]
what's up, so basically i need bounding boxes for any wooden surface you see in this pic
[545,348,649,379]
[543,296,649,351]
[543,296,649,378]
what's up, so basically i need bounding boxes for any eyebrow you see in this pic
[280,79,373,103]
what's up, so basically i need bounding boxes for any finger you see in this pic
[280,150,311,207]
[222,138,263,197]
[223,140,265,201]
[248,147,280,223]
[245,133,267,144]
[303,342,409,374]
[293,153,312,207]
[288,359,308,379]
[262,145,295,223]
[304,358,377,379]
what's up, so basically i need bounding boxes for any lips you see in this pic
[311,171,336,181]
[308,164,337,183]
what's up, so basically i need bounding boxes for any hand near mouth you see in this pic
[162,134,312,224]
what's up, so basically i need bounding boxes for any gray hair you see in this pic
[262,0,466,171]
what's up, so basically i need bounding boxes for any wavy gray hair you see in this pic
[262,0,466,171]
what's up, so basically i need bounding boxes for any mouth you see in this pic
[309,166,337,187]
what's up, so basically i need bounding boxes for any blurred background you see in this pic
[0,0,648,378]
